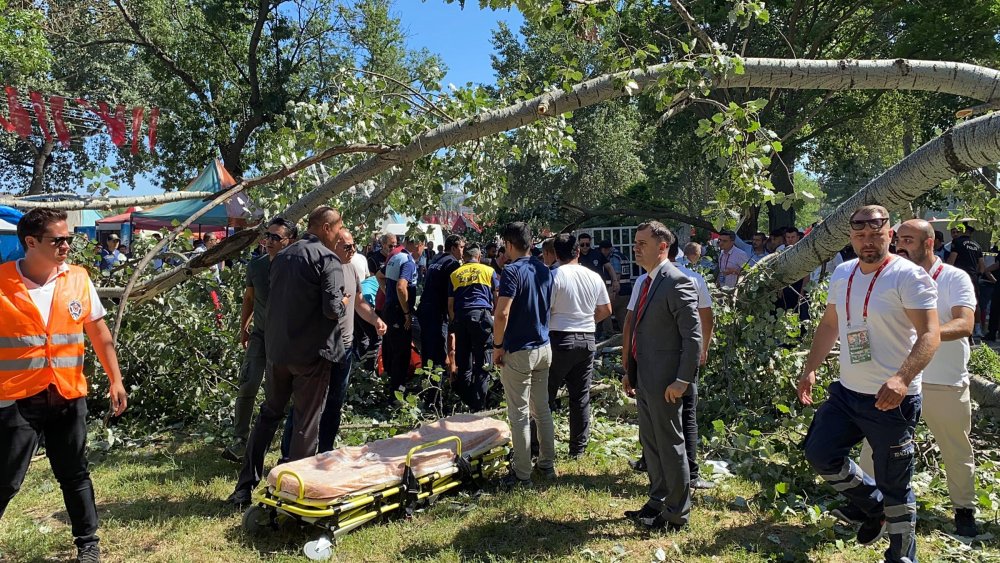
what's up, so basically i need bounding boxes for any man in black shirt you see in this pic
[416,235,465,370]
[949,224,987,336]
[227,206,349,508]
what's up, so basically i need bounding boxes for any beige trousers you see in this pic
[860,382,975,509]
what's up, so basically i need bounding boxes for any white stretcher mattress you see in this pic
[266,414,511,502]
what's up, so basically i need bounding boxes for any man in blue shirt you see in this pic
[384,234,424,396]
[417,234,465,371]
[493,222,555,487]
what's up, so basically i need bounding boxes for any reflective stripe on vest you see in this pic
[0,333,83,348]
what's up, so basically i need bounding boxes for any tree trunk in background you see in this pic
[766,145,799,230]
[28,140,55,195]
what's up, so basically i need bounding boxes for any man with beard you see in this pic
[854,219,978,537]
[798,205,939,563]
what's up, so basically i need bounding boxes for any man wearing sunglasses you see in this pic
[798,205,940,563]
[222,217,297,463]
[0,208,128,563]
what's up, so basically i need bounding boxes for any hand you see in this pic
[374,319,388,337]
[240,325,250,349]
[621,374,635,398]
[342,294,351,307]
[492,348,505,367]
[797,371,816,405]
[875,375,908,411]
[403,315,412,330]
[611,280,620,295]
[664,381,688,403]
[699,347,708,366]
[109,381,128,417]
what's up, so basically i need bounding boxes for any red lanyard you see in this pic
[846,256,892,325]
[931,263,944,281]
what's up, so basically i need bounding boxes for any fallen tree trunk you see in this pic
[96,57,1000,301]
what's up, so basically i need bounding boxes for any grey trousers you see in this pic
[500,345,555,480]
[636,378,691,526]
[235,358,331,493]
[233,332,267,442]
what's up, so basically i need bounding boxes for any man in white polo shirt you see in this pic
[855,219,978,537]
[546,234,611,458]
[798,205,939,563]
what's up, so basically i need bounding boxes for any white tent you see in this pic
[379,222,445,251]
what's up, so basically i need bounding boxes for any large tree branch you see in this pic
[247,0,270,108]
[101,57,1000,302]
[761,111,1000,290]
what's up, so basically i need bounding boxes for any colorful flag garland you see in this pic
[0,85,159,153]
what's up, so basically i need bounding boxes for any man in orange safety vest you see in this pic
[0,208,128,563]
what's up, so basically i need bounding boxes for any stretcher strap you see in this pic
[402,465,421,519]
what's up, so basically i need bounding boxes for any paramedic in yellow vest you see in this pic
[448,245,499,411]
[0,208,127,563]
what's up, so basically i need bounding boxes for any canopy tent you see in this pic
[422,211,482,234]
[96,207,142,230]
[132,160,261,230]
[0,206,24,262]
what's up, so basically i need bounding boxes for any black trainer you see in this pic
[498,473,533,489]
[77,544,101,563]
[628,456,647,472]
[830,503,866,525]
[955,508,979,537]
[857,516,886,545]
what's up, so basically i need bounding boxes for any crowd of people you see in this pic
[1,203,997,562]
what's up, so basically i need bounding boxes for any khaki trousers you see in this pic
[861,382,975,509]
[500,345,555,480]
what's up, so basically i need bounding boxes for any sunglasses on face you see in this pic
[39,235,75,246]
[580,242,591,247]
[342,243,355,251]
[262,233,286,242]
[849,217,890,231]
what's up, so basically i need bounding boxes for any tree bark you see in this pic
[766,144,799,231]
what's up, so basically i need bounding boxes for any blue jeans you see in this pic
[804,381,921,563]
[282,352,353,458]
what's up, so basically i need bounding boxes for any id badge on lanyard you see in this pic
[845,257,891,365]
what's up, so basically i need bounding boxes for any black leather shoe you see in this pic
[955,508,979,537]
[624,504,659,522]
[226,488,253,510]
[628,456,647,472]
[640,515,684,532]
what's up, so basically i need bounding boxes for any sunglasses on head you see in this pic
[849,217,890,231]
[39,235,75,246]
[262,233,285,242]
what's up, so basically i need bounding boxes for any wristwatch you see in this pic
[493,342,504,349]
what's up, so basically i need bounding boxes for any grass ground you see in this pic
[1,427,996,563]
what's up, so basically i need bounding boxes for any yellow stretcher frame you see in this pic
[242,434,510,544]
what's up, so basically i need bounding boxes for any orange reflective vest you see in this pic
[0,261,91,400]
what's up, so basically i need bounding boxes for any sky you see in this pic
[117,1,523,197]
[395,1,524,87]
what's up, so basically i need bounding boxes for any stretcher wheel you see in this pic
[303,536,334,560]
[241,505,271,534]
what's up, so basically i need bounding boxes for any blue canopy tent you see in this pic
[132,160,261,231]
[0,206,24,263]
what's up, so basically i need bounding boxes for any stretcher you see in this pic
[241,414,511,560]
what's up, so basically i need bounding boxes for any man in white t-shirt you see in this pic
[716,230,748,288]
[798,205,940,563]
[855,219,978,537]
[624,239,716,489]
[546,234,611,458]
